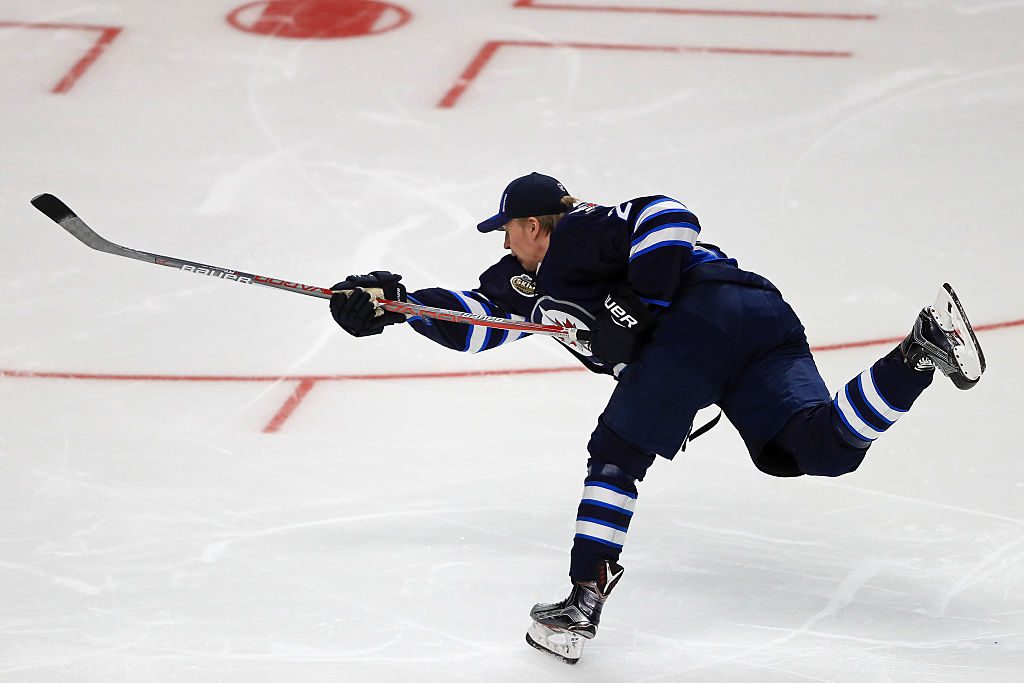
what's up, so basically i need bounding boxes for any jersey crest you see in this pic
[510,273,537,297]
[532,296,599,358]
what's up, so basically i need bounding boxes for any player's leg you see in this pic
[828,346,934,452]
[767,357,952,477]
[527,290,736,662]
[526,430,657,662]
[760,284,986,476]
[828,283,985,452]
[526,450,650,663]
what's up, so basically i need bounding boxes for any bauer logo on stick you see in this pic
[181,264,253,284]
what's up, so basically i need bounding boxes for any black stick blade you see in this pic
[31,193,75,222]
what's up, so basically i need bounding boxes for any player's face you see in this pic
[503,218,549,273]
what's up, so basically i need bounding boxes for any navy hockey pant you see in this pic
[569,277,933,580]
[600,278,831,467]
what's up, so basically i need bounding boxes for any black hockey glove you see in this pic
[590,284,656,365]
[330,271,408,337]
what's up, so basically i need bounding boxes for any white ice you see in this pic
[1,1,1023,680]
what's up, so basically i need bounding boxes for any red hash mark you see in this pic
[263,378,319,433]
[513,0,877,21]
[438,39,851,109]
[0,21,121,94]
[2,317,1021,433]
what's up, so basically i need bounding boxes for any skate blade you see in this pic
[525,621,583,664]
[933,284,986,387]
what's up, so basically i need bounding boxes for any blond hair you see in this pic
[534,195,579,235]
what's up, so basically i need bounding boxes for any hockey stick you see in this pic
[29,194,590,344]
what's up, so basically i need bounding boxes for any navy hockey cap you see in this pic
[477,172,569,233]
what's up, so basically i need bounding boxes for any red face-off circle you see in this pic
[228,0,411,39]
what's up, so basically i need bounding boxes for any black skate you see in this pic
[899,283,986,390]
[525,560,623,664]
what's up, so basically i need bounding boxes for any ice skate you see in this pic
[525,621,585,664]
[525,560,623,664]
[900,283,986,389]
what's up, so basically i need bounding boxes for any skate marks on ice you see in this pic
[2,372,1023,680]
[0,439,546,677]
[616,471,1024,680]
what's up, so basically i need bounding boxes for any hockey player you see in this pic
[328,172,986,664]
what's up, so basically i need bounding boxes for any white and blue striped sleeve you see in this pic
[626,195,701,308]
[406,288,531,353]
[404,256,537,353]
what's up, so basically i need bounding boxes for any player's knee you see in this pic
[587,418,656,481]
[798,448,866,477]
[769,404,869,477]
[586,461,635,487]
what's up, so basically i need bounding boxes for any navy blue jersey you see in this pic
[405,195,734,374]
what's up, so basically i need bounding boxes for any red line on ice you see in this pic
[2,319,1020,432]
[0,365,587,383]
[512,0,877,21]
[263,378,318,434]
[0,21,122,93]
[438,40,852,108]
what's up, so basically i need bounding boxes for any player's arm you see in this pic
[587,197,698,365]
[329,271,408,337]
[623,195,701,308]
[404,255,537,353]
[329,257,537,354]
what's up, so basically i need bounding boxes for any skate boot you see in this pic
[899,283,986,390]
[525,560,623,664]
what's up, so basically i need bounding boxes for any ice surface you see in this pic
[1,1,1023,680]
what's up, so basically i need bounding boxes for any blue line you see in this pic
[577,532,622,548]
[857,374,894,426]
[449,290,473,352]
[635,206,689,229]
[505,329,525,345]
[404,294,425,323]
[844,384,881,436]
[868,367,907,413]
[585,481,630,497]
[581,499,634,516]
[576,516,629,532]
[833,396,875,442]
[639,296,671,308]
[630,221,699,248]
[474,293,493,351]
[629,240,694,262]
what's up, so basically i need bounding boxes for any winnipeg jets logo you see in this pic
[532,297,595,355]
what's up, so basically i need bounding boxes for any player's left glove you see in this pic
[330,271,408,337]
[590,284,655,365]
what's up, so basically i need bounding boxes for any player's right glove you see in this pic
[330,271,408,337]
[590,284,655,365]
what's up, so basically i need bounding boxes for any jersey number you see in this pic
[611,202,632,220]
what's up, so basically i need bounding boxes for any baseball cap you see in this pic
[477,172,569,233]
